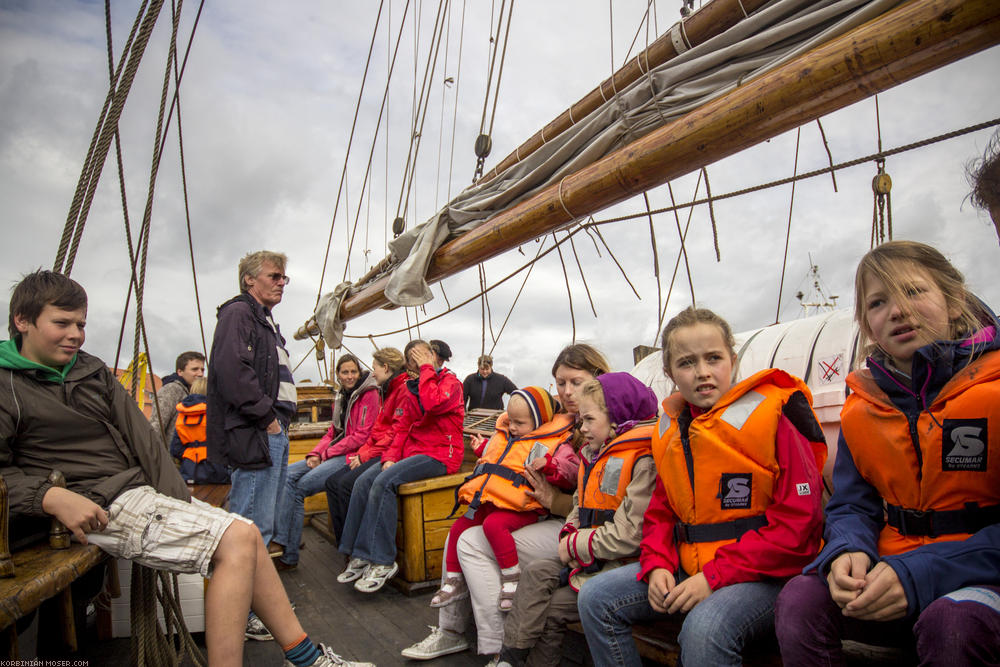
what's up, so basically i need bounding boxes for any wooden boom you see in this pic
[478,0,774,185]
[338,0,1000,323]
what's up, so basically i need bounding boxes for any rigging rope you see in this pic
[568,234,597,318]
[344,223,589,338]
[314,0,388,293]
[56,0,166,276]
[488,237,547,356]
[643,191,664,335]
[347,118,1000,342]
[446,0,469,201]
[473,0,514,181]
[554,232,577,343]
[594,117,1000,227]
[392,0,451,231]
[775,126,802,325]
[175,0,209,359]
[701,166,720,261]
[650,174,701,345]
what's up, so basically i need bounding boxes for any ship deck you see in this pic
[77,525,493,666]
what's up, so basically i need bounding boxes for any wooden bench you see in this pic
[390,410,503,592]
[0,475,112,658]
[393,472,469,593]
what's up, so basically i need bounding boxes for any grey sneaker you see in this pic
[354,561,398,593]
[245,613,272,641]
[283,642,375,667]
[401,626,470,660]
[337,557,371,584]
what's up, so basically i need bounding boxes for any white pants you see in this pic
[439,518,562,655]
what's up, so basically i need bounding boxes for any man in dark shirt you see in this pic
[462,354,516,411]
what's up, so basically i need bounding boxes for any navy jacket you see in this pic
[207,293,283,470]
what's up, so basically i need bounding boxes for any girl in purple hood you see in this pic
[493,372,659,667]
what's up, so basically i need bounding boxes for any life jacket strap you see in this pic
[578,506,617,529]
[886,502,1000,538]
[471,462,530,488]
[673,514,768,544]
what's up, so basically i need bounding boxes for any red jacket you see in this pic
[356,372,411,463]
[384,364,465,474]
[639,409,824,590]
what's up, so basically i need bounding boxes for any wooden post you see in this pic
[46,471,71,550]
[0,477,14,578]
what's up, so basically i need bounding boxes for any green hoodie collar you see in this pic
[0,339,77,383]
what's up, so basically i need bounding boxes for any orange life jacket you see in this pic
[841,350,1000,556]
[577,423,655,529]
[458,413,575,513]
[654,368,827,576]
[175,400,208,463]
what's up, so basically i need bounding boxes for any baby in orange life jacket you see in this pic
[577,307,826,667]
[432,386,579,611]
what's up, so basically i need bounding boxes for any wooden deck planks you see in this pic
[71,522,484,665]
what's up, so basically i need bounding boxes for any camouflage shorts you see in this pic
[87,486,251,577]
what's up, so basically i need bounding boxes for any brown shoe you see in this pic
[274,559,298,572]
[267,542,285,558]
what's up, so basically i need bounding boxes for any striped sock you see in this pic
[283,634,321,666]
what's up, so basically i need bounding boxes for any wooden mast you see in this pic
[331,0,1000,325]
[478,0,773,184]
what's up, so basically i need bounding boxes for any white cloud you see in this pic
[1,0,998,395]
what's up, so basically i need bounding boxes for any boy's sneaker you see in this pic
[337,558,371,584]
[283,642,375,667]
[401,626,470,660]
[245,613,273,641]
[354,561,398,593]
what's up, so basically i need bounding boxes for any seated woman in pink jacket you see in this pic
[272,354,379,568]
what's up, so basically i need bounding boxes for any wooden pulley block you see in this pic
[872,171,892,195]
[475,134,492,159]
[393,217,406,237]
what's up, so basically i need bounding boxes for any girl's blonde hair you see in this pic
[854,241,986,357]
[190,377,208,395]
[660,306,737,374]
[578,379,607,414]
[372,347,405,373]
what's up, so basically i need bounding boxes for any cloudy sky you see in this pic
[1,0,998,395]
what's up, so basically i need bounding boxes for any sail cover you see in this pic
[350,0,904,311]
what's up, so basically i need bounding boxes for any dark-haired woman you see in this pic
[273,354,379,569]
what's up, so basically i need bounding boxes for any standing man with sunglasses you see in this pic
[208,251,297,568]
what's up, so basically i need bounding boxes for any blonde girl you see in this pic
[776,241,1000,665]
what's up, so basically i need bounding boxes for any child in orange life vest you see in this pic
[775,241,1000,666]
[494,372,658,667]
[431,387,578,611]
[169,377,229,484]
[577,307,826,667]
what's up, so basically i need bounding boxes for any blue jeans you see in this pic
[273,455,349,564]
[338,455,446,566]
[228,427,289,546]
[578,562,783,667]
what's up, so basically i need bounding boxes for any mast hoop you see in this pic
[669,21,690,55]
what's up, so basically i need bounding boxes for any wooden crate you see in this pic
[393,472,469,594]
